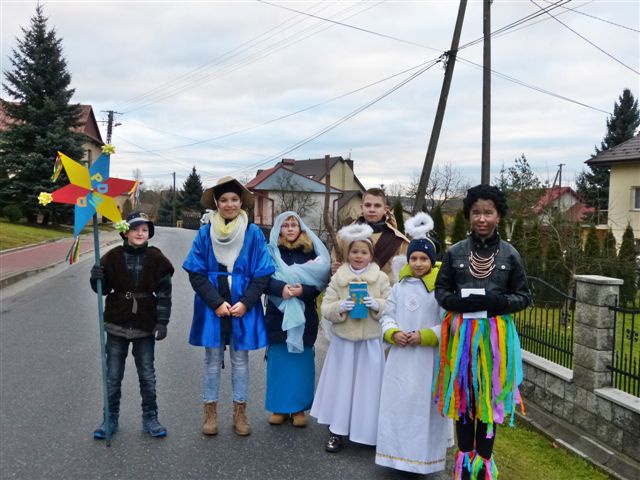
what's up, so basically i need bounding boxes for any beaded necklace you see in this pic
[469,248,499,279]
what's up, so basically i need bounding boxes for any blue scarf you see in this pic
[268,212,330,353]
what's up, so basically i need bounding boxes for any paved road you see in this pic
[0,227,452,480]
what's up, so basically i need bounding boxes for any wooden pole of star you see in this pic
[90,157,112,446]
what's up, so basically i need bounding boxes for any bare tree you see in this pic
[272,169,319,217]
[407,163,468,211]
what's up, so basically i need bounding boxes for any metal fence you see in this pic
[514,276,575,369]
[609,301,640,397]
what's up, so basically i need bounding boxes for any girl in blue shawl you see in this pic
[264,211,330,427]
[183,176,274,437]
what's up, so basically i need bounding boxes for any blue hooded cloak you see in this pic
[183,223,275,350]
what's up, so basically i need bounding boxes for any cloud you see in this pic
[1,0,638,189]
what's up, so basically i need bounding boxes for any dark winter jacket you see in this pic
[435,233,531,317]
[91,244,174,333]
[265,246,321,346]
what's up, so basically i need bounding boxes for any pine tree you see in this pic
[544,225,568,291]
[0,6,85,222]
[618,224,638,306]
[601,229,618,278]
[509,219,525,256]
[451,210,467,244]
[392,201,405,235]
[180,166,204,212]
[580,225,601,275]
[431,205,446,254]
[577,89,640,212]
[524,221,542,278]
[157,189,182,226]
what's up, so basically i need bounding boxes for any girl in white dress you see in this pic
[311,224,391,453]
[375,213,454,474]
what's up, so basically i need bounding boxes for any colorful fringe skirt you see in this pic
[433,311,524,433]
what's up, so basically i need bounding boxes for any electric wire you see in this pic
[540,0,639,33]
[530,0,639,75]
[224,58,442,178]
[128,57,442,153]
[456,56,611,114]
[118,1,383,113]
[117,1,328,109]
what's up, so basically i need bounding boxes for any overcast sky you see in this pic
[1,0,638,192]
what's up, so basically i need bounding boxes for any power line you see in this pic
[540,0,640,32]
[226,58,442,178]
[117,1,327,109]
[118,1,382,114]
[530,0,639,75]
[128,57,442,153]
[456,57,611,115]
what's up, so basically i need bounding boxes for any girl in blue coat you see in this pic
[264,211,330,427]
[183,176,274,437]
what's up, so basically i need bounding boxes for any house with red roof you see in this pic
[533,186,595,223]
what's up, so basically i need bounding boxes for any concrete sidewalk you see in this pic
[0,230,121,288]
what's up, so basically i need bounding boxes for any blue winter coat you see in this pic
[183,223,275,350]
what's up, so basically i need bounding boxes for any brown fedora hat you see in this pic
[201,176,254,210]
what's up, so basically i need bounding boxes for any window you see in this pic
[635,187,640,210]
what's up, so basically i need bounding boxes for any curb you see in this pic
[0,236,121,289]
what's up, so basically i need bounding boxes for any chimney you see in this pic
[282,158,296,166]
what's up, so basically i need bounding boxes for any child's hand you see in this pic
[393,331,409,346]
[230,302,247,317]
[406,331,421,346]
[282,285,293,299]
[288,284,303,297]
[339,299,355,313]
[363,296,379,311]
[331,261,342,275]
[90,265,104,281]
[215,301,232,317]
[153,324,167,341]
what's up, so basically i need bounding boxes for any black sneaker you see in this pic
[325,433,343,453]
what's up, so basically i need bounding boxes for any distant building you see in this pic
[245,156,366,235]
[533,186,595,223]
[585,133,640,248]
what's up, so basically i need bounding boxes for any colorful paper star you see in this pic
[42,151,137,237]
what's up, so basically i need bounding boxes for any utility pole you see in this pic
[413,0,468,214]
[103,110,122,144]
[481,0,491,184]
[172,172,176,227]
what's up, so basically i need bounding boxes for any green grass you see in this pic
[495,418,613,479]
[0,219,115,250]
[0,219,74,250]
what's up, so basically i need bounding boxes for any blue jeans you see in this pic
[106,333,157,416]
[203,345,249,403]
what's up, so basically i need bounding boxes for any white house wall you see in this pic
[608,163,640,245]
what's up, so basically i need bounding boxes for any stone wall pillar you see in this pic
[573,275,623,391]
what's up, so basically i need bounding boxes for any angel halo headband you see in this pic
[338,223,374,245]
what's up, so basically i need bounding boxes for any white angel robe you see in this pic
[375,276,454,474]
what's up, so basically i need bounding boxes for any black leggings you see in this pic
[456,412,497,459]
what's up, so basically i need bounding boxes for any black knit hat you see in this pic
[120,211,155,239]
[407,237,437,264]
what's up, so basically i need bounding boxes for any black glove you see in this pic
[460,294,488,312]
[485,294,509,316]
[90,265,105,281]
[153,324,167,341]
[442,294,486,313]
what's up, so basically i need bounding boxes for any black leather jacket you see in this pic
[435,233,531,316]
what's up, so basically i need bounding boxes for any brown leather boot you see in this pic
[202,402,218,435]
[290,411,307,428]
[233,402,251,436]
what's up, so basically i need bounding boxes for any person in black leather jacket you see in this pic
[434,184,530,480]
